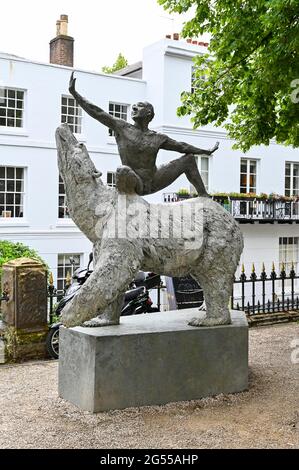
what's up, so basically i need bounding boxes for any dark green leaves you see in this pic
[158,0,299,151]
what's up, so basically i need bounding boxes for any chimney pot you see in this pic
[50,14,74,67]
[192,40,197,45]
[58,14,68,36]
[165,34,171,39]
[173,33,179,40]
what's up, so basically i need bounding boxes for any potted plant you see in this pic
[176,188,191,200]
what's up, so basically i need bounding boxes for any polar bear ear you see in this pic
[93,170,102,178]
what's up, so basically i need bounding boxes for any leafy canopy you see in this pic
[0,241,46,286]
[102,53,128,74]
[158,0,299,151]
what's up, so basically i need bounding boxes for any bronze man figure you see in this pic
[69,73,219,196]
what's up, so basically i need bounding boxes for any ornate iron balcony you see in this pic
[163,193,299,223]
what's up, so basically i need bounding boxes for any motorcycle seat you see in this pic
[124,286,145,301]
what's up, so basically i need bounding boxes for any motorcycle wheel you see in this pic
[46,325,60,359]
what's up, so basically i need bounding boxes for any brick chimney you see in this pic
[50,15,74,67]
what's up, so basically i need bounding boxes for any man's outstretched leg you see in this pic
[151,154,209,197]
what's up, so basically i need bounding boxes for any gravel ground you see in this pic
[0,322,299,449]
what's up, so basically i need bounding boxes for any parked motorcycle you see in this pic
[46,254,159,359]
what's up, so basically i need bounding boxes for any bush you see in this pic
[0,241,46,288]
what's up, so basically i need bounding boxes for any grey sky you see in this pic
[0,0,193,71]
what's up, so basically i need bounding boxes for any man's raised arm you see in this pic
[69,73,119,130]
[160,135,219,156]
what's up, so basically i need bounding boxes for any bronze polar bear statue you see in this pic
[56,124,243,328]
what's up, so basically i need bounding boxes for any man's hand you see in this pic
[69,72,76,95]
[208,141,219,155]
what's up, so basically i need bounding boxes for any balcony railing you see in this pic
[163,193,299,222]
[216,197,299,222]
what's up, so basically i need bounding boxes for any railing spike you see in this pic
[66,271,72,285]
[252,263,255,273]
[242,263,245,274]
[281,261,285,272]
[272,262,275,272]
[49,272,54,286]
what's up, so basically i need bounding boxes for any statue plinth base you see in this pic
[58,309,248,412]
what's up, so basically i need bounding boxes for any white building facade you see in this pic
[0,36,298,289]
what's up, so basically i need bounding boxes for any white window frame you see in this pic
[279,237,299,291]
[57,253,82,293]
[108,102,129,136]
[285,162,299,196]
[190,156,209,193]
[240,158,258,194]
[0,166,25,219]
[107,171,116,188]
[58,175,70,219]
[0,87,25,129]
[61,95,83,134]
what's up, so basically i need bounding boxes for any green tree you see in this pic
[158,0,299,151]
[0,241,46,287]
[102,53,128,74]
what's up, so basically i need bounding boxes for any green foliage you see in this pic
[177,187,190,195]
[0,241,46,287]
[102,53,128,74]
[212,192,298,201]
[158,0,299,151]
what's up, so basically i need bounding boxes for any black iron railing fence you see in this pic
[232,263,299,314]
[47,263,299,322]
[218,198,299,222]
[47,271,72,324]
[47,272,164,324]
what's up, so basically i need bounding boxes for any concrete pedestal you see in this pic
[58,309,248,412]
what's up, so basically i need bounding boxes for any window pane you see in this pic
[250,161,256,174]
[201,157,209,172]
[61,96,82,134]
[6,193,13,204]
[240,160,247,173]
[0,166,24,218]
[7,167,14,179]
[249,175,256,187]
[7,180,15,192]
[240,174,247,186]
[16,168,23,179]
